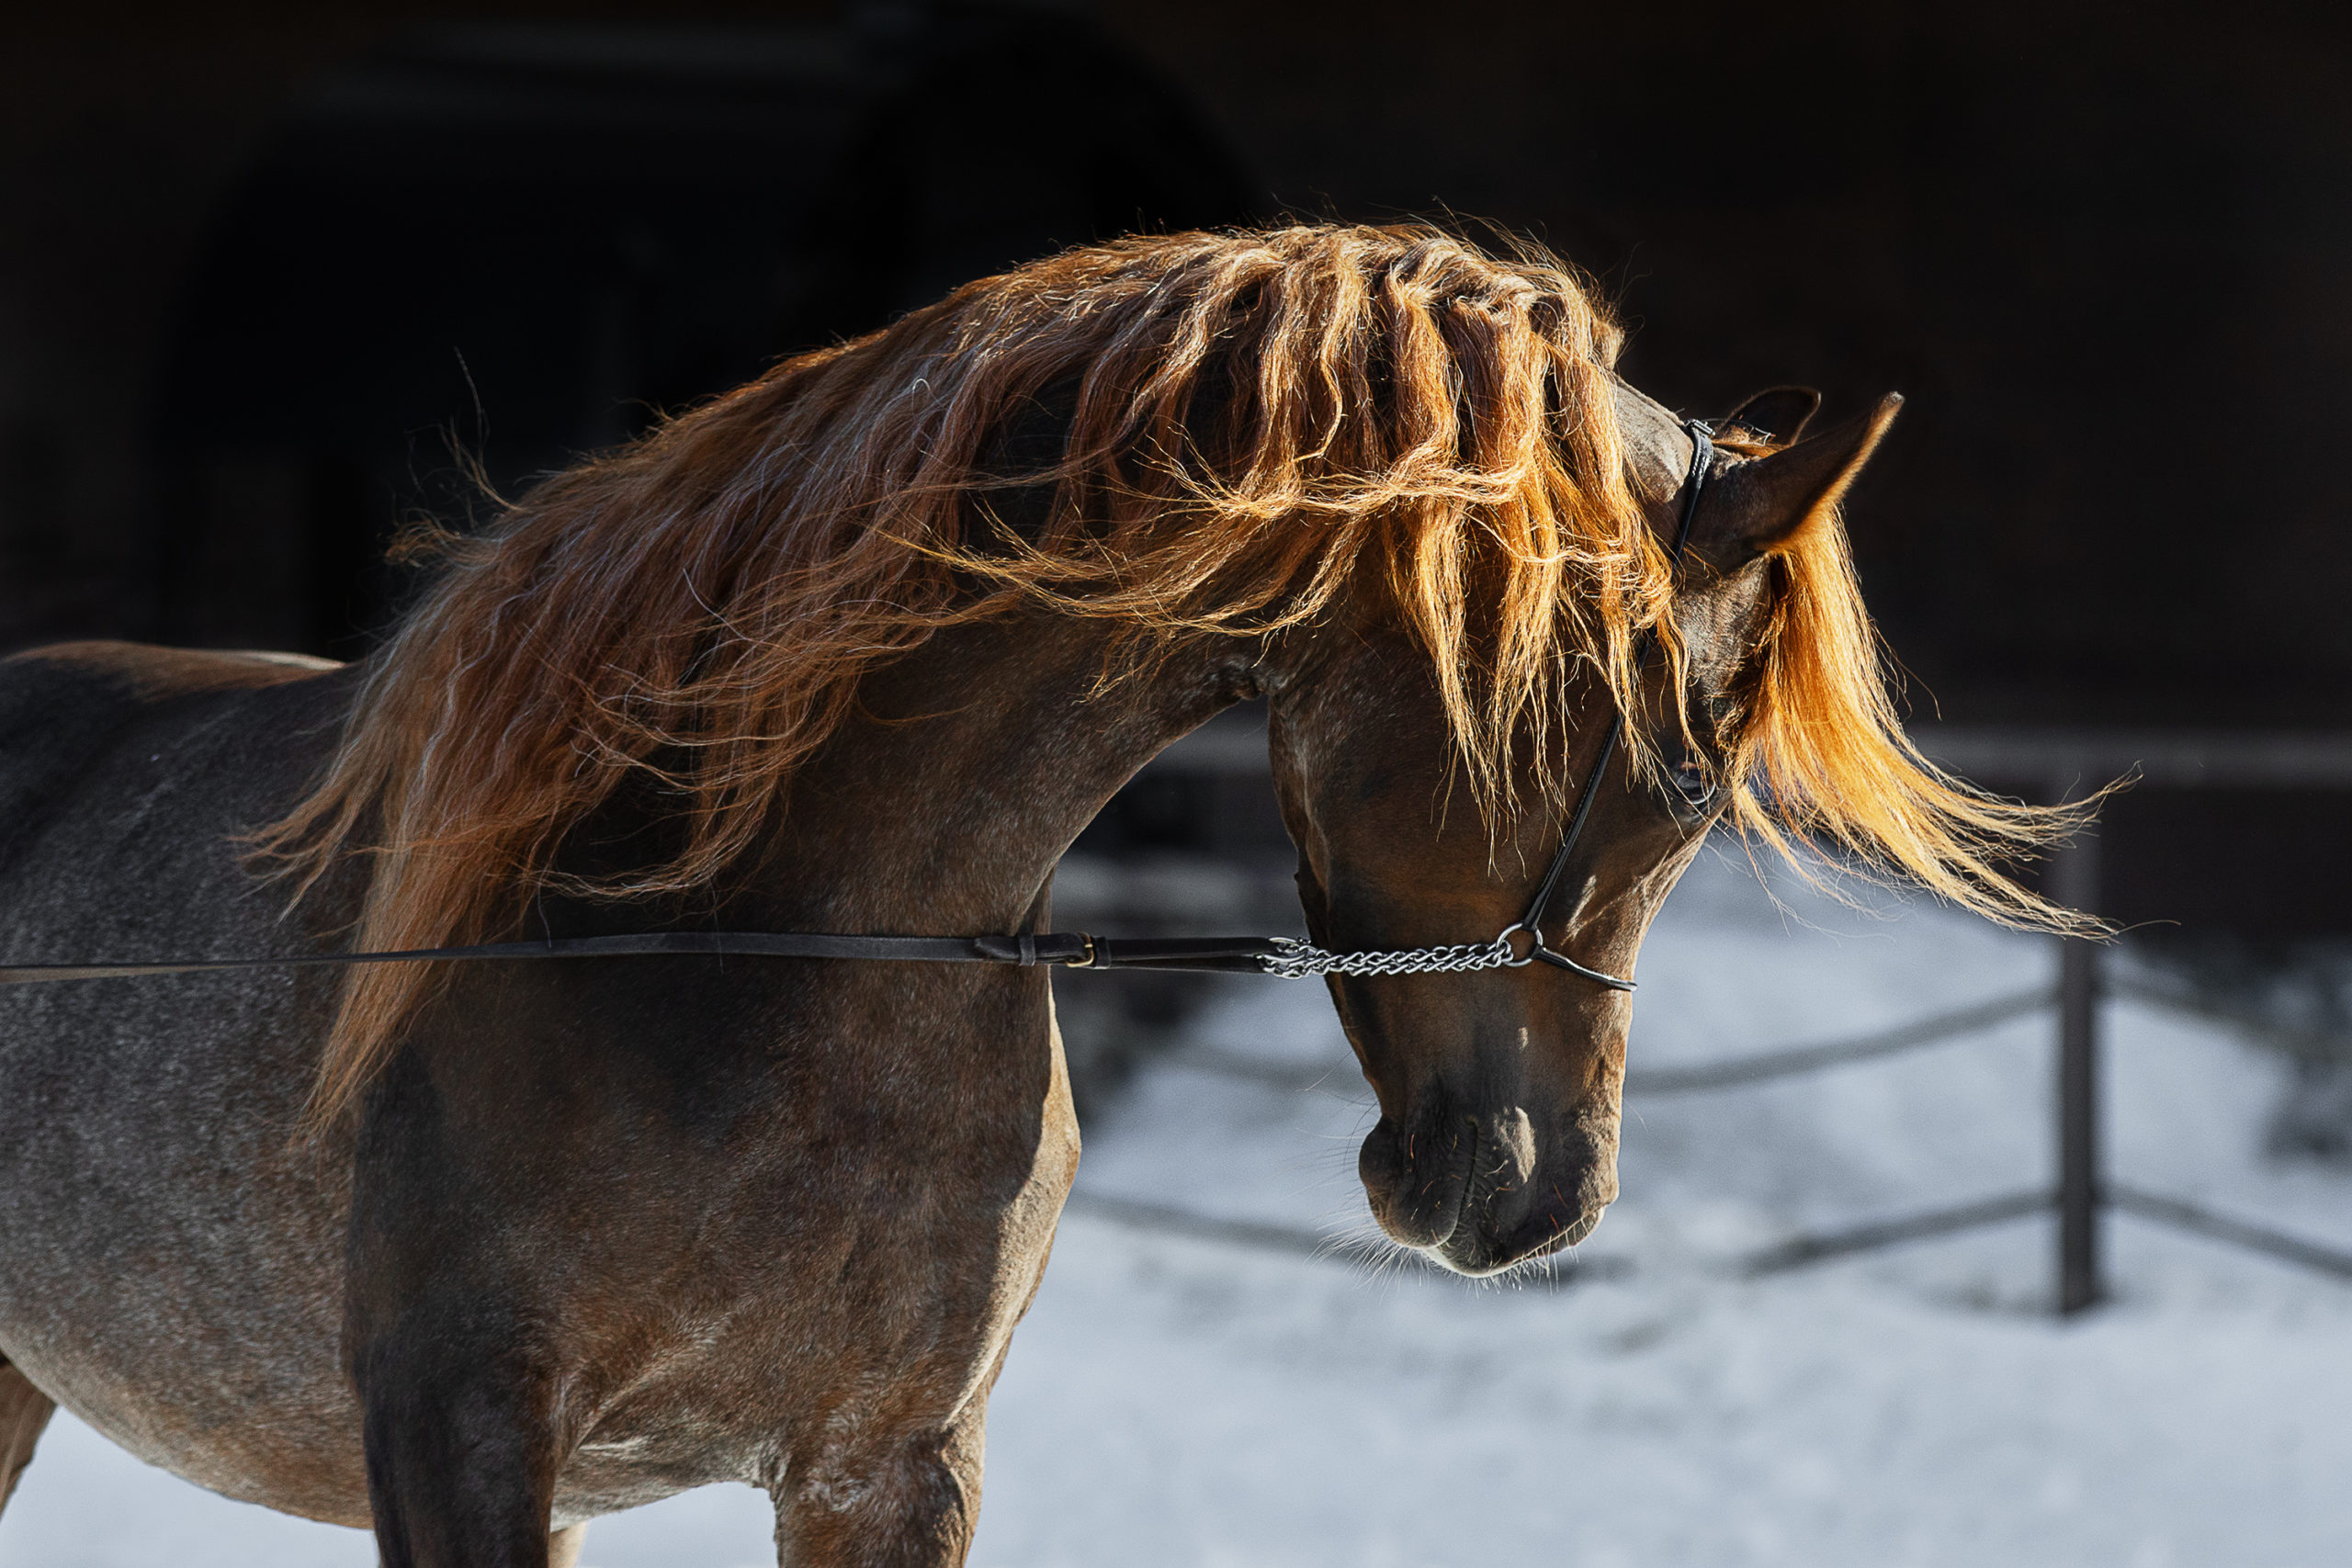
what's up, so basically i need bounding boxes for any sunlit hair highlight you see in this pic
[1713,420,2099,931]
[255,222,2079,1132]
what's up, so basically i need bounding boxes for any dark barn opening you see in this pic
[149,13,1254,657]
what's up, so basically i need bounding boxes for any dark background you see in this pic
[5,0,2349,937]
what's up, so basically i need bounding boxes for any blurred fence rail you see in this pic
[1921,728,2352,1310]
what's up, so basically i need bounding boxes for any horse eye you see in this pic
[1669,757,1717,807]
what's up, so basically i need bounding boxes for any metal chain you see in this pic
[1259,934,1519,980]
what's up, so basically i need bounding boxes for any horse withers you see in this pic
[0,226,2075,1565]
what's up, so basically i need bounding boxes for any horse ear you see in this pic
[1691,393,1903,566]
[1719,385,1823,444]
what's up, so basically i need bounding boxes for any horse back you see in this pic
[0,640,345,873]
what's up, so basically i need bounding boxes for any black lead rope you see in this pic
[0,930,1291,986]
[0,421,1715,992]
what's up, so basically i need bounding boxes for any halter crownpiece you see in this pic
[0,422,1717,991]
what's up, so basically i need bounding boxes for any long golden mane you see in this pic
[258,223,2077,1129]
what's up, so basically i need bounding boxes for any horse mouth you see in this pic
[1419,1203,1606,1279]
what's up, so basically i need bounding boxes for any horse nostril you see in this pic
[1358,1115,1473,1249]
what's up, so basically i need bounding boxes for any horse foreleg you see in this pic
[0,1356,57,1519]
[353,1341,569,1568]
[547,1524,586,1568]
[769,1421,985,1568]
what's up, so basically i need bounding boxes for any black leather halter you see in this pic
[0,421,1715,992]
[1494,415,1715,989]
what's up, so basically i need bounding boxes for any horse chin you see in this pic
[1410,1203,1607,1279]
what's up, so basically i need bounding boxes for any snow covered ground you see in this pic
[6,848,2350,1566]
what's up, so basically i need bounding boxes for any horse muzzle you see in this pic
[1357,1100,1618,1276]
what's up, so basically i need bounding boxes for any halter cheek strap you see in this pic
[1489,416,1716,992]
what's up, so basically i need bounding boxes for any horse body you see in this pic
[0,226,2069,1565]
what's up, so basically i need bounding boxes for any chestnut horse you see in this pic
[0,227,2071,1565]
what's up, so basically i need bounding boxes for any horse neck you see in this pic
[729,614,1248,936]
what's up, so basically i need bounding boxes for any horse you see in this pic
[0,225,2076,1566]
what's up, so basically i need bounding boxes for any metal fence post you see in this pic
[2049,795,2102,1315]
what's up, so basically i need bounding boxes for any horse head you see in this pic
[1268,380,1901,1275]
